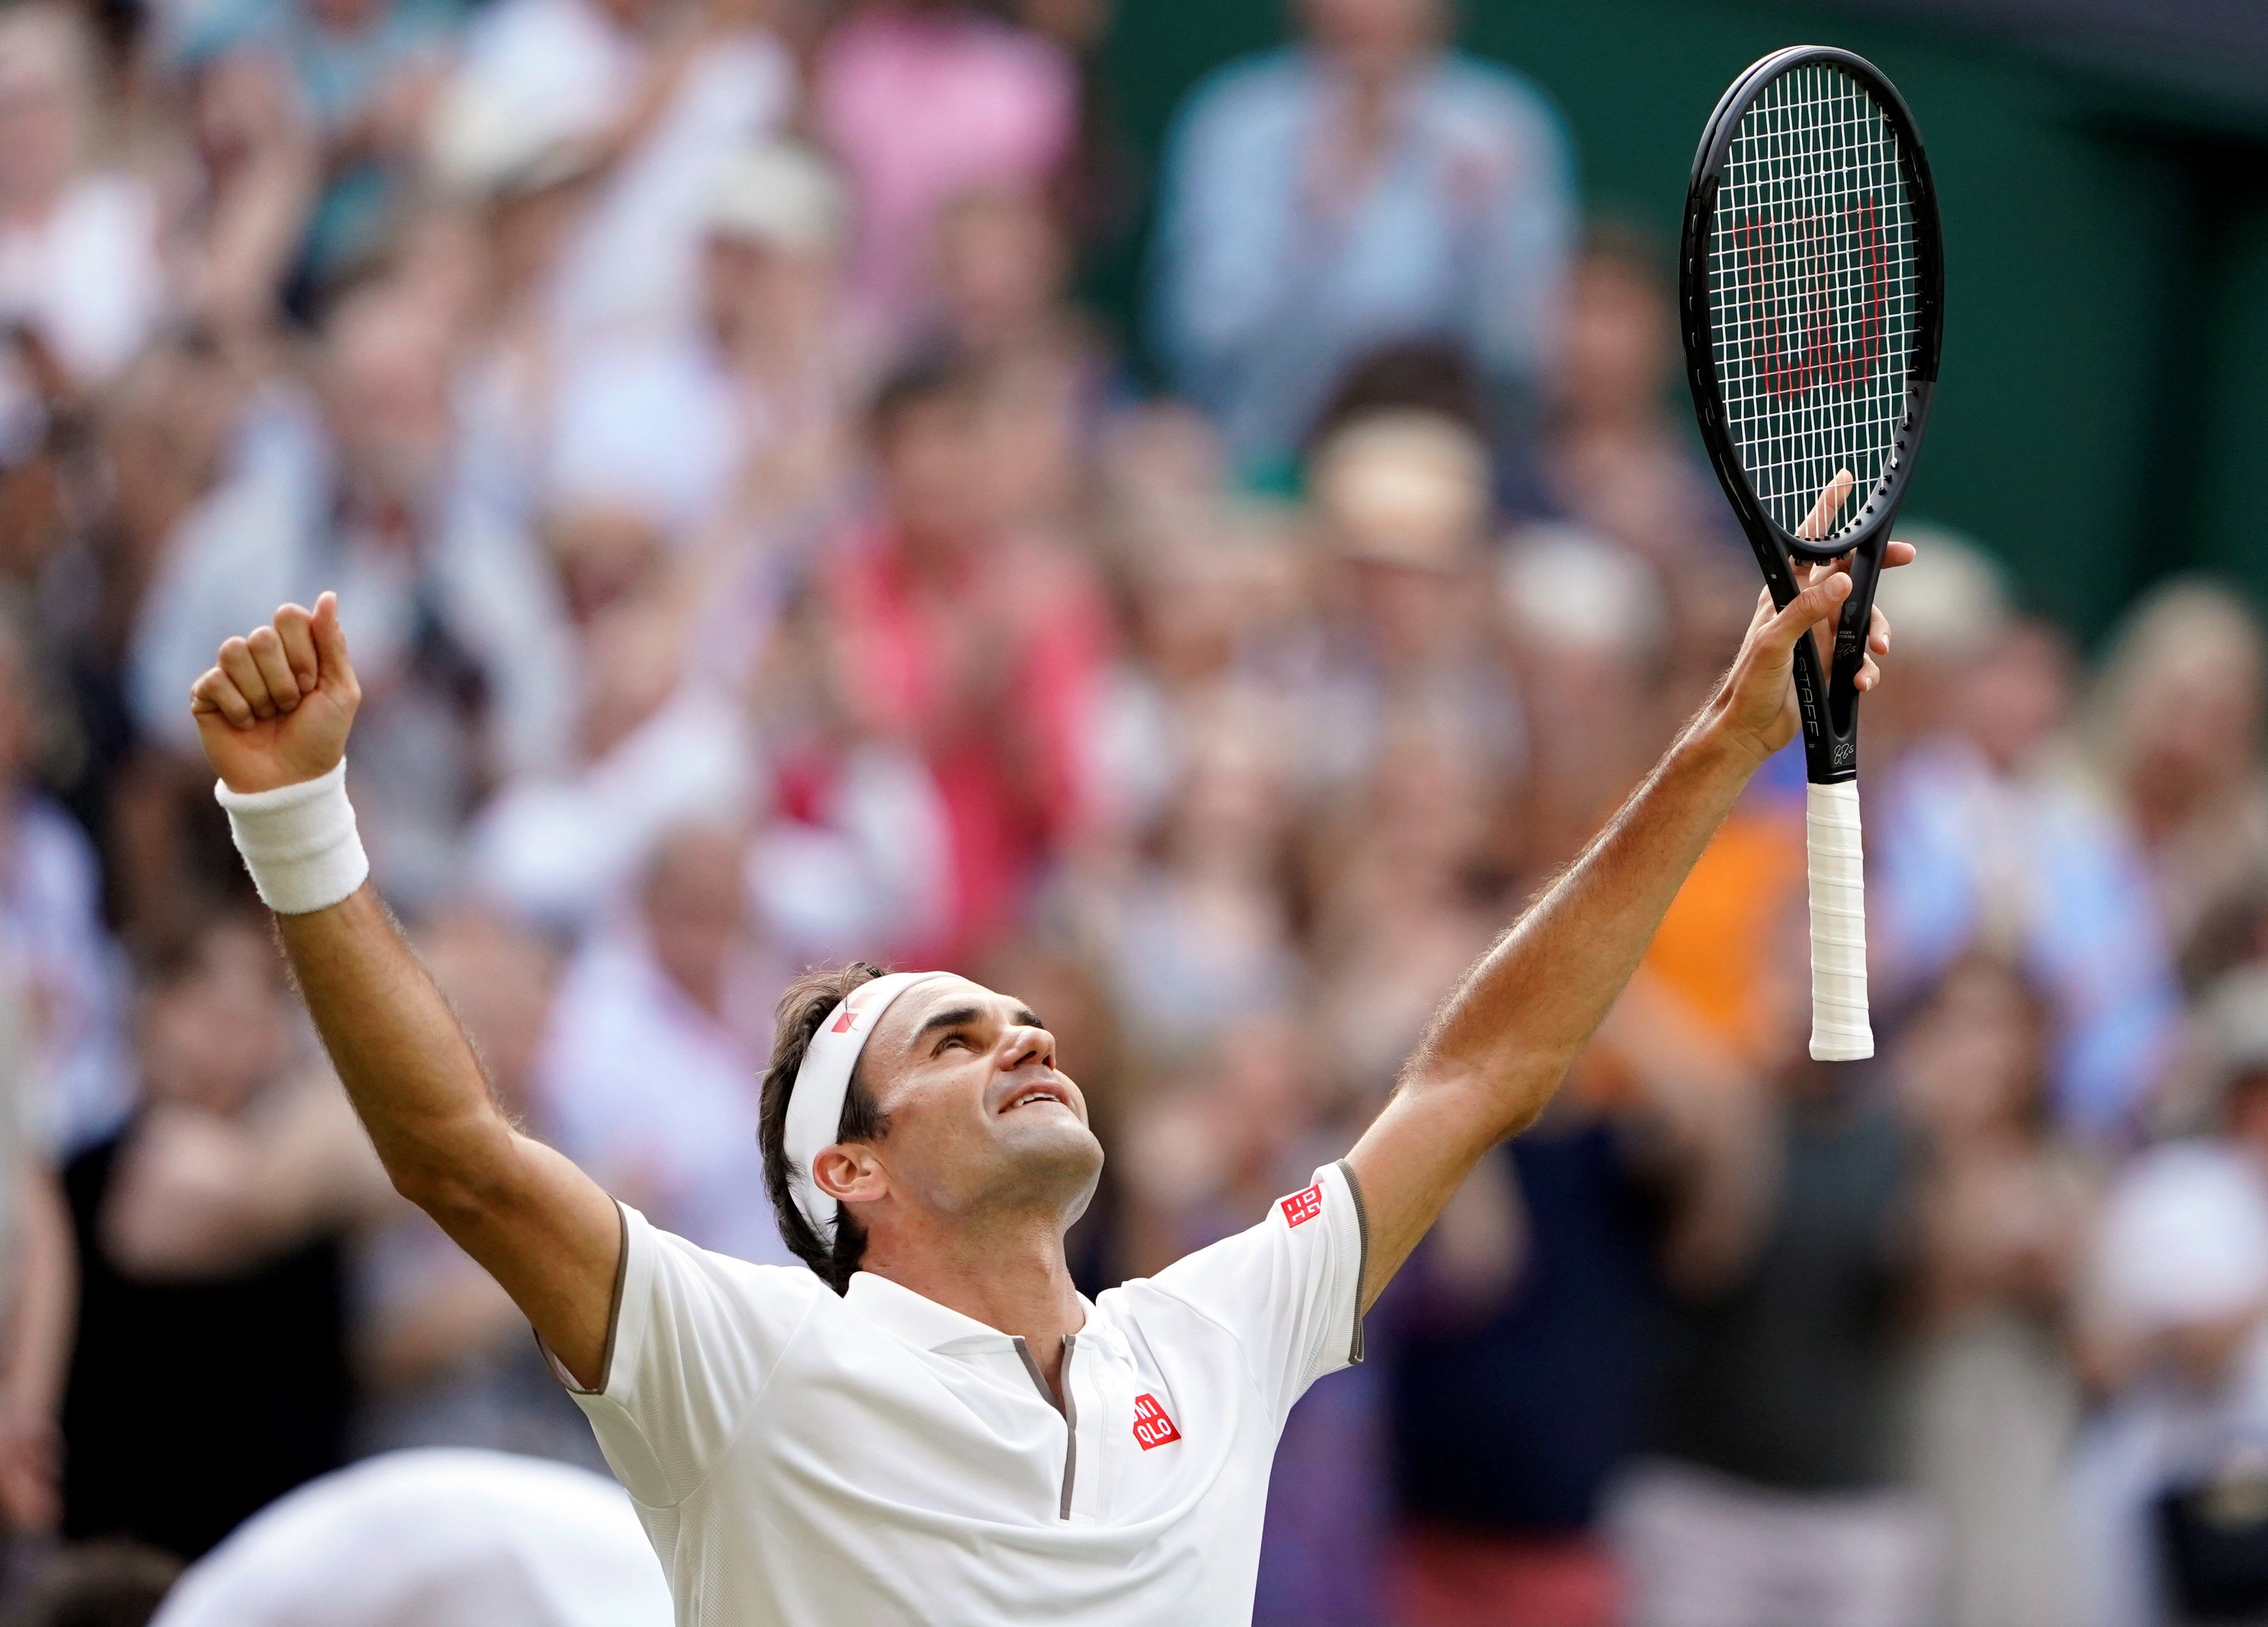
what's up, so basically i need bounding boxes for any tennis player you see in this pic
[186,557,1903,1625]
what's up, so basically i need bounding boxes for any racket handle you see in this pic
[1805,781,1873,1061]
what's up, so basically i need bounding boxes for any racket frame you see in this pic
[1677,43,1945,786]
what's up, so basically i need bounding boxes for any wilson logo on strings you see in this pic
[1732,196,1887,400]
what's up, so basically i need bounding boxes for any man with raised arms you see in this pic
[185,553,1903,1625]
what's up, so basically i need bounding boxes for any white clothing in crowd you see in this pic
[0,172,166,386]
[150,1449,672,1627]
[2070,1141,2268,1627]
[536,921,791,1269]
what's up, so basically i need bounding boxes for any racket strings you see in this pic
[1708,63,1918,542]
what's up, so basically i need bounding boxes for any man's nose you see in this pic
[1003,1024,1054,1070]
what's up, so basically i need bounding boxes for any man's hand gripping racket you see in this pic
[1679,46,1946,1060]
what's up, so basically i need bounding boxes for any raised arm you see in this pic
[188,595,620,1386]
[1346,551,1909,1309]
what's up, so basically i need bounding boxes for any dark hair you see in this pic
[1304,338,1492,457]
[759,961,893,1292]
[6,1542,181,1627]
[866,349,981,445]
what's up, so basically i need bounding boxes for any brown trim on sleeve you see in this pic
[1333,1159,1369,1365]
[596,1199,631,1391]
[534,1200,632,1396]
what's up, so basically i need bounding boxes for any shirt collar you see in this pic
[840,1271,1103,1355]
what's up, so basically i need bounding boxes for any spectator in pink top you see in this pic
[812,0,1079,341]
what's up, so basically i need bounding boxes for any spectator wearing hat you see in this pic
[1293,407,1522,805]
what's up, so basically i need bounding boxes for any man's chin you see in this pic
[993,1117,1106,1207]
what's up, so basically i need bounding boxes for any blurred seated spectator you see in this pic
[2068,1015,2268,1627]
[1153,0,1572,478]
[1499,523,1669,868]
[1295,406,1522,801]
[1384,980,1770,1627]
[147,1450,671,1627]
[169,44,320,340]
[7,1541,178,1627]
[1308,717,1502,1099]
[1606,925,1937,1627]
[1872,534,2179,1144]
[353,912,601,1467]
[0,5,165,391]
[60,913,392,1560]
[0,611,130,1152]
[537,820,791,1265]
[825,356,1111,964]
[1899,953,2095,1627]
[2087,578,2268,994]
[1078,699,1303,1069]
[121,337,324,765]
[436,0,793,351]
[928,187,1117,534]
[467,590,755,928]
[183,0,462,288]
[689,142,864,543]
[540,139,864,650]
[1540,225,1744,578]
[812,0,1079,342]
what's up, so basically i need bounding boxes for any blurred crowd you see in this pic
[0,0,2264,1623]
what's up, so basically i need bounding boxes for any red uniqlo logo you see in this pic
[1132,1393,1181,1450]
[1280,1184,1323,1229]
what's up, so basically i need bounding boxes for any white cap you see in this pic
[1309,410,1491,570]
[706,142,849,258]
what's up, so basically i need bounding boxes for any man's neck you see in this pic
[865,1222,1085,1400]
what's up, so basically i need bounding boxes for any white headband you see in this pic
[784,971,946,1244]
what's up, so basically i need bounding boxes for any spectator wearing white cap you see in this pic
[436,0,793,354]
[1294,408,1523,802]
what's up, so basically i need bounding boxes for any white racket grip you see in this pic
[1805,780,1873,1061]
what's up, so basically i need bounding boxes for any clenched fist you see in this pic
[189,593,362,794]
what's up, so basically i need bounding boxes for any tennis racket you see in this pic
[1678,46,1944,1061]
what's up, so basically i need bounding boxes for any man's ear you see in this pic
[813,1144,888,1206]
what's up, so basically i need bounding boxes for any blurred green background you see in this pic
[1093,0,2268,639]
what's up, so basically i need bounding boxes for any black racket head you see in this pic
[1678,46,1944,573]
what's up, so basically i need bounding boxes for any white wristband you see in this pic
[214,758,370,915]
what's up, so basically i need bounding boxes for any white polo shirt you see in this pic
[560,1159,1369,1625]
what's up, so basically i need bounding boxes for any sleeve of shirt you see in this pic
[547,1202,821,1507]
[1145,1160,1369,1424]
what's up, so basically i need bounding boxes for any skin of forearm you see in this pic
[1407,714,1759,1133]
[276,886,517,1212]
[1352,711,1762,1304]
[273,884,618,1384]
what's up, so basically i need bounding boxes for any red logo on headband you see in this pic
[831,1007,857,1033]
[1132,1393,1181,1450]
[1280,1184,1323,1229]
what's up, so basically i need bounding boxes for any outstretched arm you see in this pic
[1345,548,1909,1310]
[189,595,619,1386]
